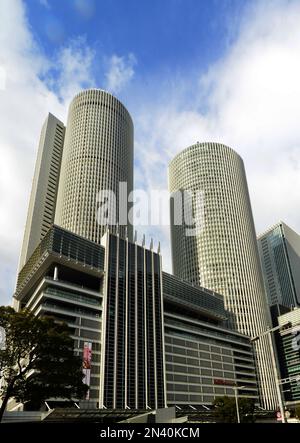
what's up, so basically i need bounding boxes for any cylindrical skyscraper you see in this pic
[55,89,133,242]
[169,142,277,409]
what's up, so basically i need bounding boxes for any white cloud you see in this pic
[198,0,300,234]
[0,0,96,305]
[46,36,96,103]
[0,66,6,90]
[105,53,137,95]
[133,0,300,271]
[39,0,50,9]
[74,0,95,19]
[2,0,300,303]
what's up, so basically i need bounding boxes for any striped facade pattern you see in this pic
[168,142,277,409]
[165,313,258,406]
[258,222,300,308]
[23,276,102,402]
[55,89,134,243]
[99,232,167,410]
[19,113,65,270]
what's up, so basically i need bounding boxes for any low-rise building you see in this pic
[13,225,259,411]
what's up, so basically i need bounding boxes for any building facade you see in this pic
[277,308,300,407]
[168,142,277,409]
[14,225,104,403]
[14,226,166,410]
[258,222,300,309]
[13,225,258,411]
[163,273,259,406]
[99,232,166,410]
[18,113,65,270]
[55,89,134,242]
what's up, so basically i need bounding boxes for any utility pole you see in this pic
[232,386,246,423]
[252,323,290,424]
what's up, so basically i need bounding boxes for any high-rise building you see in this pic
[18,113,65,270]
[55,89,134,243]
[168,142,277,409]
[258,222,300,309]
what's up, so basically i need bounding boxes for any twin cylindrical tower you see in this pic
[55,89,134,242]
[168,142,277,410]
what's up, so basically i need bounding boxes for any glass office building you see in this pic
[258,221,300,308]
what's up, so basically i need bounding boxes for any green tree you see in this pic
[0,306,88,422]
[213,395,256,423]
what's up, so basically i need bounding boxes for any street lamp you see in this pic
[251,323,290,424]
[232,385,246,423]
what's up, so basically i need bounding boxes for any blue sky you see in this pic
[1,0,300,306]
[30,0,246,83]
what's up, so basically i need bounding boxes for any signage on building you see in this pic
[83,342,92,400]
[213,379,235,386]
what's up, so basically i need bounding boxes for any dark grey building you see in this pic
[14,225,104,403]
[99,232,166,410]
[163,274,259,406]
[13,225,259,411]
[14,226,166,410]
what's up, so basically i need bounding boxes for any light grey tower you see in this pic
[168,142,277,409]
[258,221,300,308]
[18,113,65,270]
[55,89,133,242]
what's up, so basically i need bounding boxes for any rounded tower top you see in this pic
[69,88,133,126]
[169,141,243,170]
[55,87,134,243]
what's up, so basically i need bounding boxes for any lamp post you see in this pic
[251,323,290,424]
[232,385,246,423]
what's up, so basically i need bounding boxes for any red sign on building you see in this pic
[213,379,236,386]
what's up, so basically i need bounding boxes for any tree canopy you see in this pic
[0,306,88,421]
[213,395,256,423]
